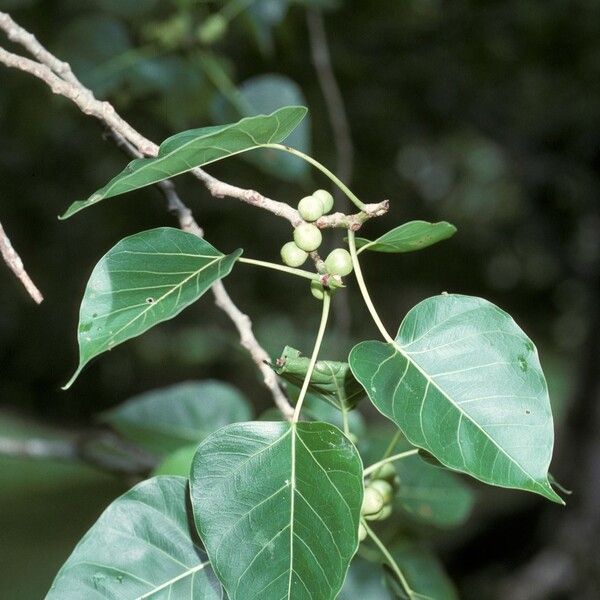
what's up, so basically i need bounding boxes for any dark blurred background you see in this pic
[1,0,599,598]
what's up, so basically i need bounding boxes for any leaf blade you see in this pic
[61,106,308,218]
[101,380,252,454]
[355,220,457,254]
[65,227,241,388]
[190,421,363,600]
[46,476,223,599]
[350,294,561,503]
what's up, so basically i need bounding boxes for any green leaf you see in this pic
[61,106,308,218]
[101,380,251,455]
[394,453,474,528]
[65,228,241,388]
[46,476,223,599]
[349,294,562,503]
[385,541,458,600]
[190,421,363,599]
[354,221,457,254]
[153,444,198,476]
[212,74,311,181]
[274,346,365,410]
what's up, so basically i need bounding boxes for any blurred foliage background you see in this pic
[1,0,599,598]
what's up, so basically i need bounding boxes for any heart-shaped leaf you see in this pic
[274,346,365,410]
[354,221,456,254]
[101,380,251,454]
[350,294,561,503]
[61,106,308,218]
[65,228,241,388]
[190,421,363,600]
[46,476,223,599]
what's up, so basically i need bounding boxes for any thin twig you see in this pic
[0,11,387,418]
[0,429,157,475]
[0,220,43,303]
[105,130,295,419]
[0,435,75,460]
[0,12,386,230]
[212,281,294,419]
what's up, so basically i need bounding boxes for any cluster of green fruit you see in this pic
[358,463,397,541]
[280,190,353,297]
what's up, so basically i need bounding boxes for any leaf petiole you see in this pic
[237,256,321,282]
[363,449,419,477]
[347,229,394,343]
[293,292,332,422]
[263,143,367,212]
[361,519,417,599]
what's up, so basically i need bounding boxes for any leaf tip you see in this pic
[540,479,566,505]
[62,366,83,390]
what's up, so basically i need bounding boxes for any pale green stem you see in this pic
[292,293,331,422]
[363,449,419,477]
[361,519,416,599]
[263,143,367,212]
[341,406,350,437]
[347,230,394,343]
[238,257,321,283]
[381,431,402,461]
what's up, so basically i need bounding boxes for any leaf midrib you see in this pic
[101,255,221,345]
[97,111,292,201]
[387,341,547,492]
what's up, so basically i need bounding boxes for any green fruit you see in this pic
[313,189,334,213]
[280,241,308,267]
[325,248,353,276]
[294,223,322,252]
[374,462,397,482]
[298,195,324,222]
[365,504,393,522]
[197,14,228,45]
[310,280,325,300]
[361,486,384,516]
[369,479,394,504]
[358,523,367,542]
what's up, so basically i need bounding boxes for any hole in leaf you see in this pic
[146,297,155,304]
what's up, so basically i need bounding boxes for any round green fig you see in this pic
[310,280,325,300]
[298,195,324,222]
[280,241,308,267]
[294,223,322,252]
[365,504,393,522]
[358,523,367,542]
[374,462,397,482]
[313,189,334,213]
[369,479,394,504]
[361,486,384,516]
[325,248,353,276]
